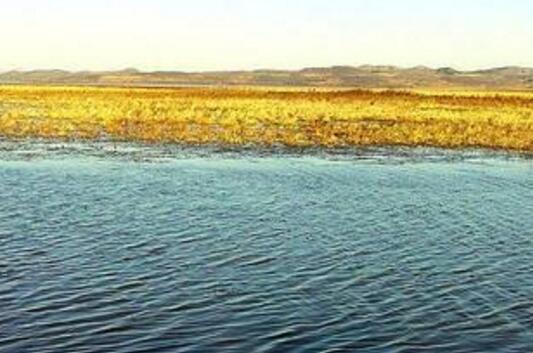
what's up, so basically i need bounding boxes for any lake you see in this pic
[1,141,532,353]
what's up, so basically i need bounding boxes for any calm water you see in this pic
[1,141,532,353]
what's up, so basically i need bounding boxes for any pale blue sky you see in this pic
[1,0,532,71]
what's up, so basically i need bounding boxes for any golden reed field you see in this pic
[0,85,532,151]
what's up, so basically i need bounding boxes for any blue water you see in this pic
[1,141,532,353]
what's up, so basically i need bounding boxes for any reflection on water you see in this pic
[1,140,532,353]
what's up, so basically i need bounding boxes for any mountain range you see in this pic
[1,65,533,89]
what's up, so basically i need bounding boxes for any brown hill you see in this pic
[1,65,533,89]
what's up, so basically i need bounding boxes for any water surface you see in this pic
[1,141,532,353]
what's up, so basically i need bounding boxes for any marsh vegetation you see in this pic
[0,85,532,151]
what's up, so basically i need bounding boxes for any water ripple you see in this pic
[0,141,532,352]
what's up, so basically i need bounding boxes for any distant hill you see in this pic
[1,65,533,89]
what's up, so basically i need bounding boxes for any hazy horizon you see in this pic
[1,0,532,72]
[2,63,533,74]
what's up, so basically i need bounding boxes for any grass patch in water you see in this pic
[0,85,532,151]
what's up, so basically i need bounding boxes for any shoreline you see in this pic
[1,137,531,161]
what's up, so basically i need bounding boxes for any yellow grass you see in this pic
[0,85,532,151]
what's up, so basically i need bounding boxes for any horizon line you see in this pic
[1,64,533,75]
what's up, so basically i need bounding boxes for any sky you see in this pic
[1,0,532,72]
